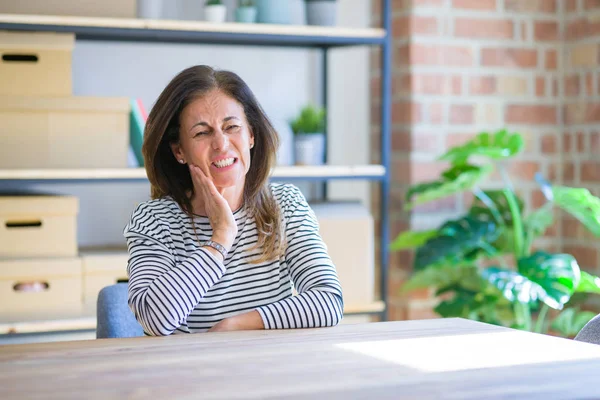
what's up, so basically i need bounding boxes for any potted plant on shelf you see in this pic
[204,0,227,23]
[136,0,164,19]
[391,129,600,338]
[290,104,326,166]
[305,0,337,27]
[235,0,257,23]
[256,0,291,24]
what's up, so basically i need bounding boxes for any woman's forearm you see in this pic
[209,310,264,332]
[257,290,343,329]
[128,246,226,336]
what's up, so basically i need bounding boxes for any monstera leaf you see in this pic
[405,164,492,210]
[434,289,480,319]
[434,285,506,324]
[576,271,600,294]
[414,216,499,269]
[551,308,597,338]
[469,189,525,225]
[523,204,554,241]
[468,190,525,254]
[482,267,548,305]
[390,230,437,251]
[402,265,481,292]
[438,129,524,165]
[552,186,600,237]
[517,252,580,309]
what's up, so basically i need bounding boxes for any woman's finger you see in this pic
[189,164,207,197]
[190,164,210,193]
[191,164,221,199]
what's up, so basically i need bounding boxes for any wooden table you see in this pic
[2,318,600,399]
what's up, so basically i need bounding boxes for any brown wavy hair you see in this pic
[143,65,284,263]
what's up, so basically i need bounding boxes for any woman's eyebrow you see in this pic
[190,116,240,131]
[190,121,209,131]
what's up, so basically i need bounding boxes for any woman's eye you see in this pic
[194,131,208,137]
[226,125,240,131]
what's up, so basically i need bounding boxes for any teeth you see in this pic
[213,158,235,168]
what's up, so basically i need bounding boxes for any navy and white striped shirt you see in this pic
[124,183,344,336]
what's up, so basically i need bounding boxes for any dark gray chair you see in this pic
[96,283,144,339]
[574,314,600,345]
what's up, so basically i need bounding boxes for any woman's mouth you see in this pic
[212,157,237,169]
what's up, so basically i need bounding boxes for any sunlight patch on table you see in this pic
[336,331,600,373]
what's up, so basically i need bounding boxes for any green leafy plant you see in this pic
[290,104,326,134]
[206,0,223,6]
[393,129,600,337]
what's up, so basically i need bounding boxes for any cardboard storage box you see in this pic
[0,0,136,18]
[311,202,375,307]
[0,96,130,168]
[0,31,74,96]
[81,250,129,316]
[0,258,82,323]
[0,195,78,258]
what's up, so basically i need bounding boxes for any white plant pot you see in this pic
[204,5,227,23]
[256,0,291,24]
[294,133,325,166]
[137,0,163,19]
[290,0,307,25]
[306,1,337,26]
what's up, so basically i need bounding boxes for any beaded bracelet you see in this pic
[202,240,228,260]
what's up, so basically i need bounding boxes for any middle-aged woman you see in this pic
[123,65,344,336]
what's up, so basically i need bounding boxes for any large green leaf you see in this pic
[402,265,481,292]
[551,308,597,338]
[414,216,500,269]
[523,204,554,241]
[492,226,518,254]
[576,271,600,294]
[470,189,525,225]
[434,285,507,325]
[553,186,600,237]
[438,129,524,165]
[517,252,580,309]
[390,230,437,251]
[405,164,492,210]
[434,290,480,319]
[482,267,547,305]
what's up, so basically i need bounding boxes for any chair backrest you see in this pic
[96,283,144,339]
[574,314,600,345]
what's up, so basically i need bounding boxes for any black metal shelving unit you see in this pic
[0,0,392,334]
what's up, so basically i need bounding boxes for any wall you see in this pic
[2,0,371,248]
[562,0,600,273]
[372,0,572,320]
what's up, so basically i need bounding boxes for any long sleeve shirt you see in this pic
[123,183,344,336]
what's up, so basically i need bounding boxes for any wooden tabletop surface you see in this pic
[2,318,600,399]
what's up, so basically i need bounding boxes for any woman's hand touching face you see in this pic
[189,163,238,250]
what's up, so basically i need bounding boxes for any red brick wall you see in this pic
[563,0,600,273]
[371,0,576,321]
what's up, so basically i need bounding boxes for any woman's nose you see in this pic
[212,129,229,150]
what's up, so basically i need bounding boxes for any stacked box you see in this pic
[0,196,82,322]
[311,202,375,309]
[0,31,130,169]
[80,250,129,316]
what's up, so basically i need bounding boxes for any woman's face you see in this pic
[171,90,255,190]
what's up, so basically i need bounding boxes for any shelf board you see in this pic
[0,317,96,335]
[0,14,386,48]
[0,302,385,335]
[0,165,386,183]
[274,165,385,181]
[344,301,386,315]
